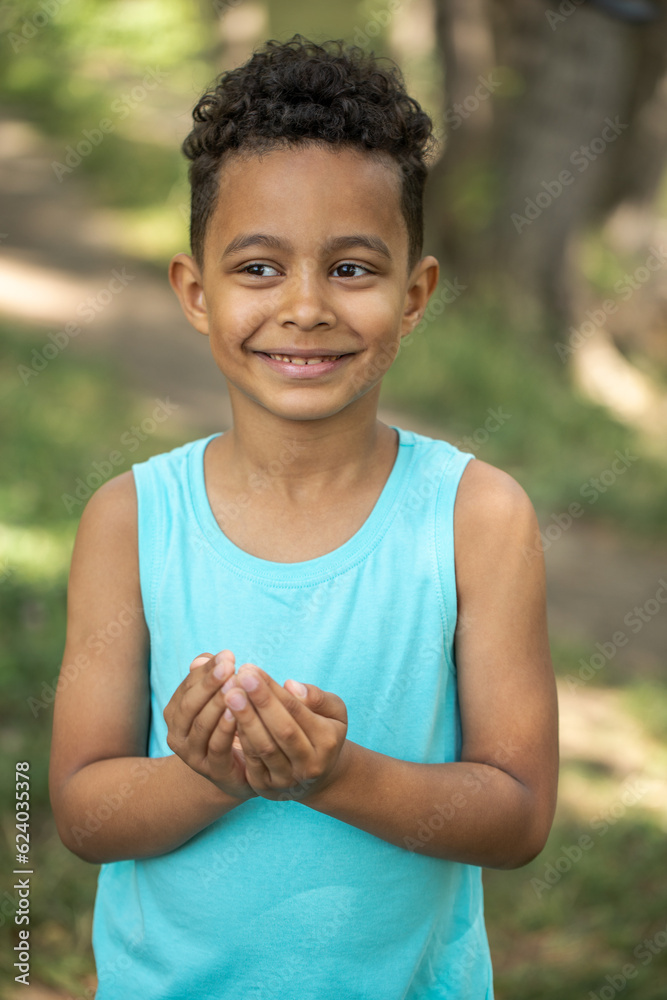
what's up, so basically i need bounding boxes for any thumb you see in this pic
[285,678,309,699]
[189,652,214,672]
[284,681,347,725]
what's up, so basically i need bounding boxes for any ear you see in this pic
[168,252,210,336]
[400,255,440,338]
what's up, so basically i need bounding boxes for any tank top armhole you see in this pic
[433,447,476,676]
[131,457,165,635]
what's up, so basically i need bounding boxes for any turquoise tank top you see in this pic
[91,425,494,999]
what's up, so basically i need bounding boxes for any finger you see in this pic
[223,668,297,777]
[284,678,308,698]
[231,719,266,784]
[228,666,310,767]
[188,650,235,676]
[235,668,344,751]
[208,702,245,758]
[189,652,214,672]
[283,679,348,726]
[194,683,239,757]
[248,667,346,726]
[171,653,236,737]
[211,649,236,680]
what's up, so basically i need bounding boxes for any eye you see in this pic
[240,263,281,278]
[332,262,372,278]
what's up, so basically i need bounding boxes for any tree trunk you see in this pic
[426,0,496,278]
[426,0,667,348]
[492,3,634,330]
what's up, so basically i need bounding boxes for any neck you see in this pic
[215,387,395,504]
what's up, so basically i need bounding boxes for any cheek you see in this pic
[364,305,404,353]
[209,291,271,350]
[340,288,401,334]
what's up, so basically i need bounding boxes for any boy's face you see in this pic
[169,144,438,425]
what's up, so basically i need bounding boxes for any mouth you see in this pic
[253,351,354,377]
[260,352,347,366]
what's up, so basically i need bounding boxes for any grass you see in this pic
[1,315,666,997]
[622,682,667,744]
[486,814,667,999]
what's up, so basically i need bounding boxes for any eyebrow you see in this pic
[220,232,393,262]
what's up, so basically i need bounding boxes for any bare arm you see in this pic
[49,472,244,865]
[302,459,559,868]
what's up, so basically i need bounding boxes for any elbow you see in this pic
[50,772,106,864]
[487,839,547,871]
[496,837,548,871]
[493,816,554,870]
[50,785,106,864]
[52,810,103,864]
[488,789,556,870]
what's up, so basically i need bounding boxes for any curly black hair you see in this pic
[182,34,436,273]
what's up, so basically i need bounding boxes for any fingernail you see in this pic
[239,670,259,692]
[227,690,247,711]
[223,707,234,721]
[288,680,308,699]
[221,676,237,693]
[213,652,234,680]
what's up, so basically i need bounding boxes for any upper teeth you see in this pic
[267,354,342,365]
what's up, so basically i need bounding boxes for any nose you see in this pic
[274,263,335,331]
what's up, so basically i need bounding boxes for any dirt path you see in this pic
[2,115,666,673]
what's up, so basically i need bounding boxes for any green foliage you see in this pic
[1,5,666,995]
[380,298,667,537]
[270,0,370,43]
[0,0,207,260]
[1,321,179,537]
[486,813,667,999]
[2,0,208,124]
[622,682,667,744]
[0,318,185,989]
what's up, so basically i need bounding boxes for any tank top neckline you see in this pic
[187,424,415,585]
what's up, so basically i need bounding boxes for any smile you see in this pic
[255,352,353,377]
[266,354,343,365]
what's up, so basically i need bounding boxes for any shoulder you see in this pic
[76,434,206,534]
[73,433,209,557]
[79,469,137,524]
[74,471,138,556]
[455,457,536,521]
[452,460,548,637]
[454,458,541,563]
[67,472,145,640]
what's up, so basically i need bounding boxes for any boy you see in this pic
[49,34,558,999]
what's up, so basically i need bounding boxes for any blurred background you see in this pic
[1,0,667,996]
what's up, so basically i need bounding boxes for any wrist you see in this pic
[175,757,251,809]
[303,739,356,810]
[203,773,258,805]
[219,783,259,804]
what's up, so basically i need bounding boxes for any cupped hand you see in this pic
[163,651,258,802]
[221,663,349,803]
